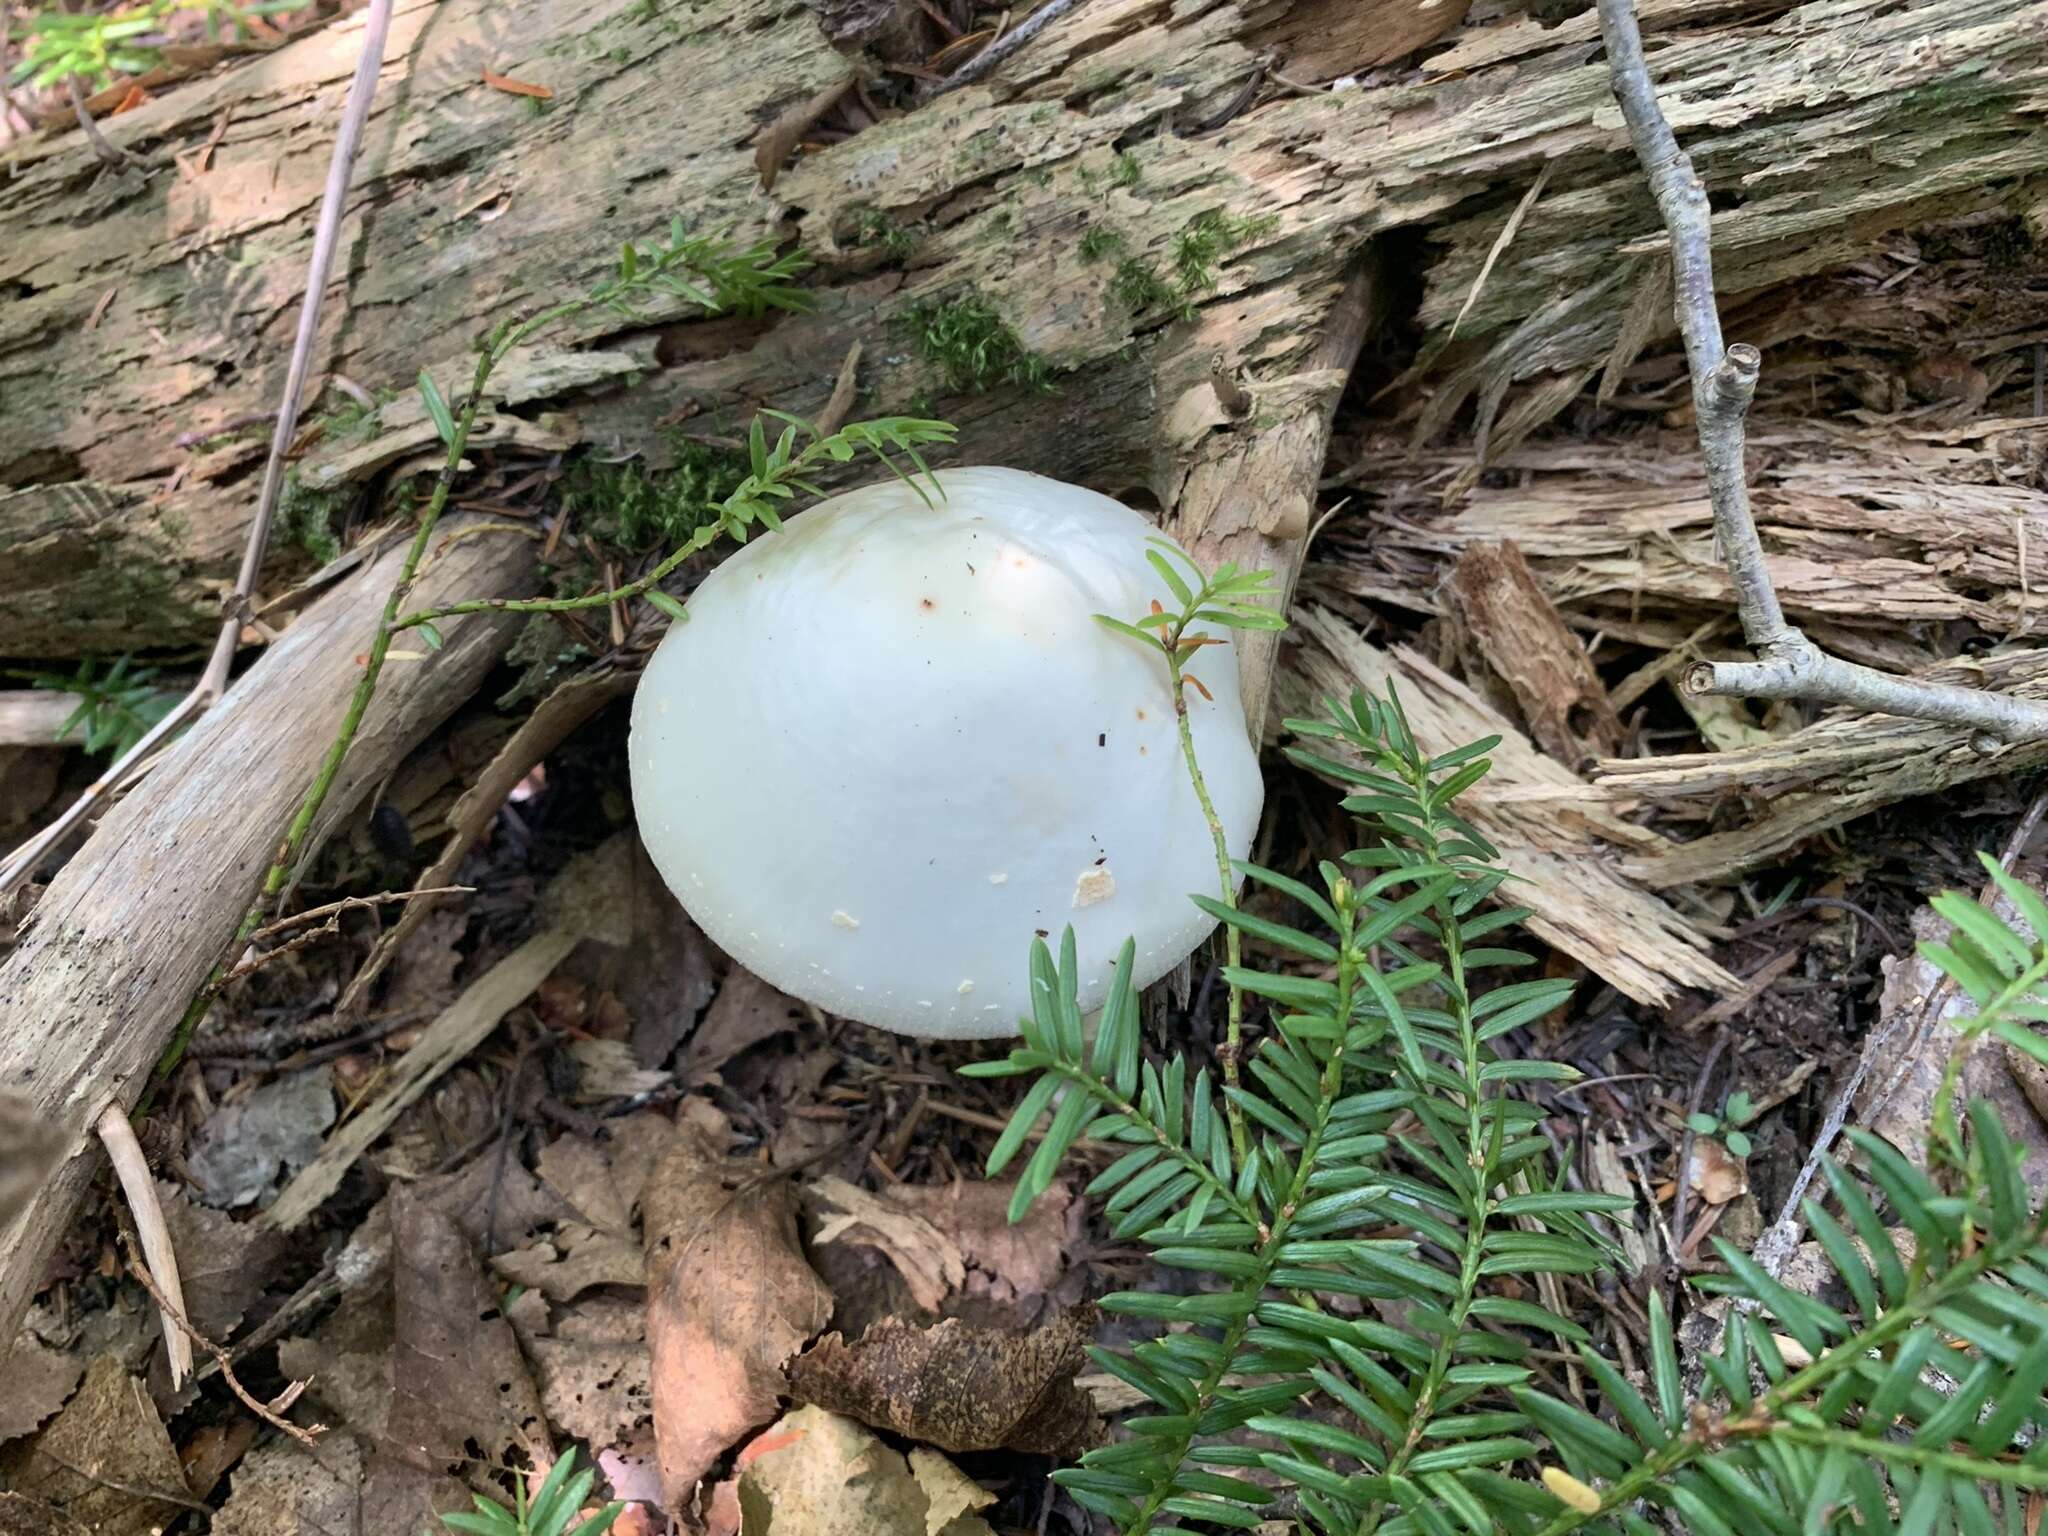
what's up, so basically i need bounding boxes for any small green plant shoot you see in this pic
[1688,1089,1759,1157]
[431,1448,621,1536]
[12,0,300,92]
[26,656,175,759]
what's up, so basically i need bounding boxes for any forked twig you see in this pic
[1595,0,2048,742]
[117,1217,326,1447]
[0,0,398,901]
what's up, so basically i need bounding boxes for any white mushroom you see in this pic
[627,467,1263,1039]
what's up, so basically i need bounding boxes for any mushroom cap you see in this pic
[627,466,1264,1039]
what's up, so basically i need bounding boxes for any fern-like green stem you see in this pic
[1059,1066,1264,1234]
[255,348,498,910]
[1532,1207,2048,1536]
[396,517,726,630]
[1357,758,1488,1535]
[1120,900,1364,1534]
[1766,1424,2048,1486]
[1168,642,1250,1169]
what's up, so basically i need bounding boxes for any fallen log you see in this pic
[3,0,2042,681]
[0,516,533,1364]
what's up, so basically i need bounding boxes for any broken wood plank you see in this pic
[5,0,2041,663]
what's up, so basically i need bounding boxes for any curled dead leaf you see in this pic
[787,1310,1102,1458]
[807,1176,964,1313]
[1686,1136,1748,1205]
[754,74,856,191]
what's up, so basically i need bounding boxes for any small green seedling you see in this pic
[28,656,175,759]
[432,1448,622,1536]
[1688,1089,1759,1157]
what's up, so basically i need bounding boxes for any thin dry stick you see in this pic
[209,885,475,994]
[1595,0,2048,742]
[94,1104,193,1388]
[918,0,1087,100]
[0,0,397,902]
[120,1234,325,1447]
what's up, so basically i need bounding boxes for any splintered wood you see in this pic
[1311,409,2048,886]
[1278,607,1735,1008]
[1320,417,2048,668]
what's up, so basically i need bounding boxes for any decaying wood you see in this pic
[1594,0,2048,739]
[1323,418,2048,668]
[1440,540,1621,767]
[3,0,2041,678]
[0,516,534,1366]
[1596,648,2048,888]
[1278,606,1735,1007]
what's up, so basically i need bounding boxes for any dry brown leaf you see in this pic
[516,1295,653,1447]
[159,1179,287,1341]
[492,1118,679,1300]
[787,1311,1102,1458]
[644,1120,831,1505]
[362,1190,553,1532]
[0,1091,64,1231]
[753,74,856,191]
[211,1432,364,1536]
[1686,1137,1748,1206]
[807,1176,965,1312]
[724,1407,995,1536]
[617,845,718,1069]
[889,1178,1080,1301]
[0,1336,82,1444]
[0,1356,193,1535]
[684,968,806,1078]
[483,68,554,99]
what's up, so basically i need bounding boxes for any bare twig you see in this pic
[204,886,475,998]
[0,0,397,902]
[918,0,1087,100]
[94,1104,193,1388]
[66,75,136,169]
[119,1227,325,1446]
[1596,0,2048,742]
[1663,1027,1727,1280]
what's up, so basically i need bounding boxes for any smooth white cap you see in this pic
[627,467,1263,1039]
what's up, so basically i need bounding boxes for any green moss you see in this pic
[277,470,357,565]
[498,616,591,709]
[1172,209,1278,295]
[1110,257,1191,320]
[903,294,1054,396]
[1078,226,1125,263]
[854,209,917,259]
[560,440,748,555]
[1111,148,1144,188]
